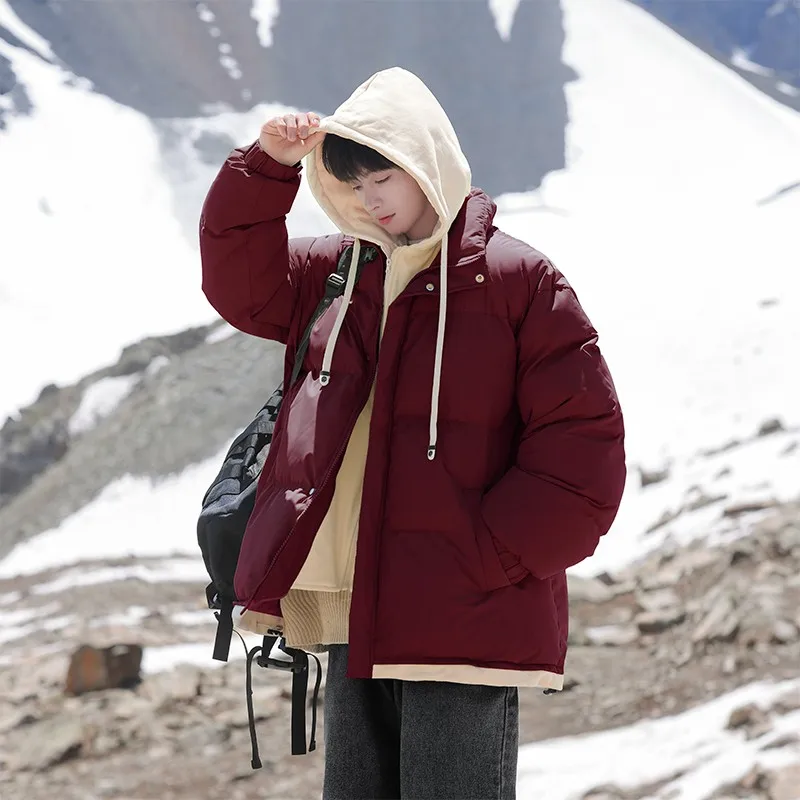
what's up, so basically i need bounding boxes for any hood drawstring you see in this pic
[427,236,447,461]
[317,235,447,463]
[319,238,361,386]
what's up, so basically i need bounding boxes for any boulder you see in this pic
[65,643,143,696]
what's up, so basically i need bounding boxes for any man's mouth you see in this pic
[377,214,395,226]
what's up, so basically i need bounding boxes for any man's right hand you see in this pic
[259,112,324,166]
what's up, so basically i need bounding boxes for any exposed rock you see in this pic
[138,668,202,709]
[675,548,721,573]
[65,644,143,695]
[635,588,681,612]
[640,567,682,591]
[8,713,84,771]
[721,654,740,675]
[684,490,727,512]
[605,606,636,625]
[723,500,779,518]
[782,440,798,456]
[111,327,213,377]
[585,625,640,647]
[0,385,79,504]
[774,523,800,556]
[726,703,772,740]
[711,764,771,797]
[729,536,759,565]
[635,607,687,635]
[692,593,740,644]
[568,575,614,603]
[768,763,800,800]
[771,688,800,715]
[770,620,799,644]
[645,508,681,534]
[638,464,670,488]
[0,326,212,509]
[757,417,785,437]
[760,732,800,750]
[606,580,637,598]
[567,619,589,646]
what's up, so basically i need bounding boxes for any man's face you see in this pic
[350,168,438,242]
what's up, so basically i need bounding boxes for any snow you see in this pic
[499,0,800,576]
[0,41,211,420]
[145,355,170,376]
[517,678,800,799]
[0,0,53,60]
[171,609,216,627]
[0,603,73,645]
[0,457,224,578]
[251,0,280,48]
[68,374,141,436]
[777,81,800,98]
[205,323,238,344]
[488,0,522,40]
[142,631,270,674]
[88,606,150,629]
[0,603,60,629]
[731,48,775,77]
[30,559,208,595]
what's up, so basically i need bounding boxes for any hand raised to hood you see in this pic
[259,112,324,167]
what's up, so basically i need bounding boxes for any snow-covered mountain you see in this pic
[631,0,800,100]
[1,0,799,797]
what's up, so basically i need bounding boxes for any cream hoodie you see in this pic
[278,67,472,649]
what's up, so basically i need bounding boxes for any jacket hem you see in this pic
[371,662,564,689]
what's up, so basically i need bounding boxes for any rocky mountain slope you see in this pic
[0,323,282,560]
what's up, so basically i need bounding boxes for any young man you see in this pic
[200,67,626,800]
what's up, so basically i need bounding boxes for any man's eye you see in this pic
[351,185,362,192]
[376,176,390,184]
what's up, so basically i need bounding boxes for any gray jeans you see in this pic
[322,645,519,800]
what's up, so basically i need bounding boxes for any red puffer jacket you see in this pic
[200,143,626,685]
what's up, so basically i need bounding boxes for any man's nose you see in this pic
[364,188,381,211]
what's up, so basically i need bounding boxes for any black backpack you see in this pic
[197,242,376,767]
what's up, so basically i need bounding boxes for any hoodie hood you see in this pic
[304,67,472,461]
[305,67,472,252]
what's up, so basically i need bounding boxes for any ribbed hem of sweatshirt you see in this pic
[281,589,351,650]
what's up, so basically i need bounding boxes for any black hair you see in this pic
[321,133,396,183]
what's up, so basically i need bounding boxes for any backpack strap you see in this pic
[210,588,234,662]
[242,636,323,768]
[289,243,376,387]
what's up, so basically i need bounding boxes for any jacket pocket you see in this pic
[473,511,529,592]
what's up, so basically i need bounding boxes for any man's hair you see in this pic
[321,134,396,183]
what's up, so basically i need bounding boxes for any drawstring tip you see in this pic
[427,446,436,461]
[319,371,330,386]
[251,756,263,769]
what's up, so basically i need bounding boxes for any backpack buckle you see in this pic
[325,271,346,294]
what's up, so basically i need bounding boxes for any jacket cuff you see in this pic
[243,140,302,180]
